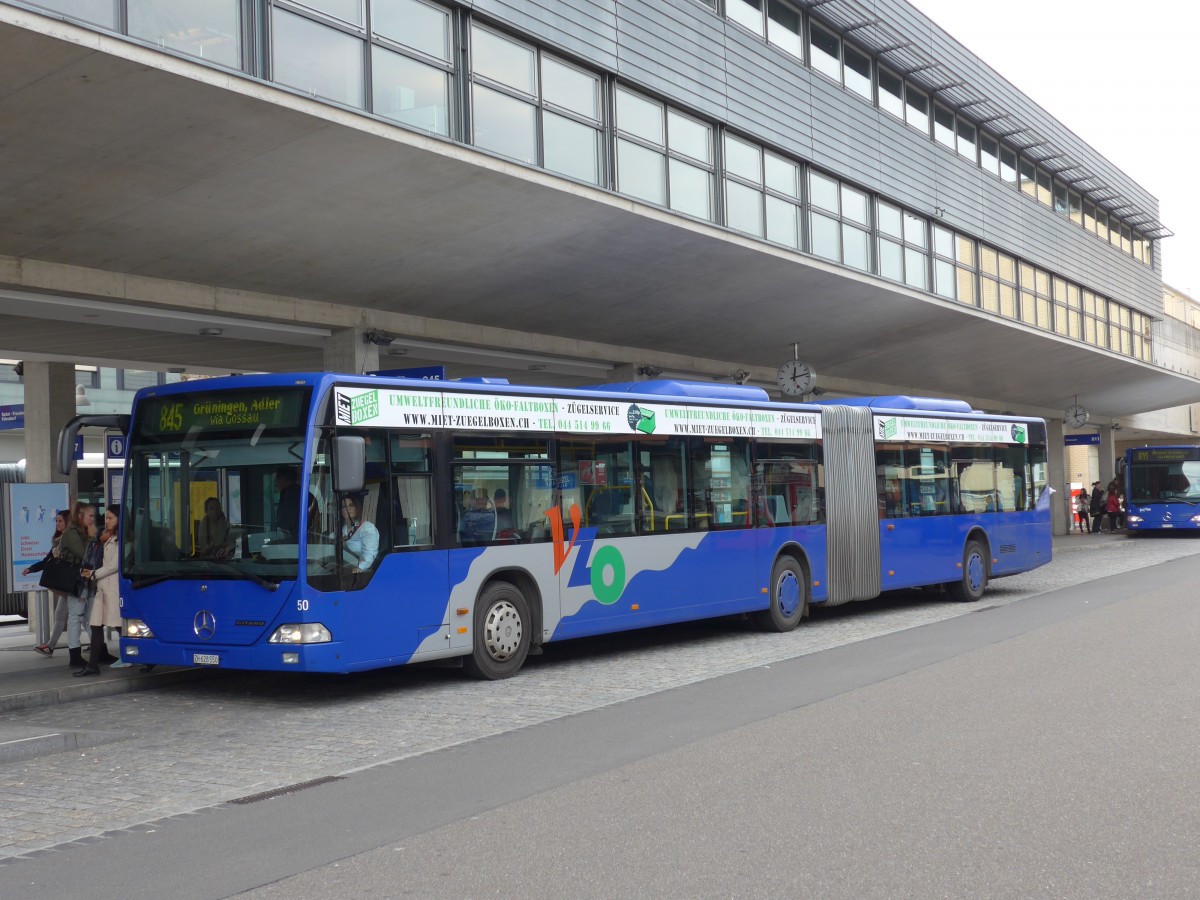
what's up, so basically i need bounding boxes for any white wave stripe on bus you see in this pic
[416,534,708,655]
[556,532,706,620]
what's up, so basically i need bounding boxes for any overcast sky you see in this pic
[907,0,1198,298]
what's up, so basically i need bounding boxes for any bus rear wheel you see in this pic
[946,539,988,602]
[463,582,531,680]
[754,556,808,632]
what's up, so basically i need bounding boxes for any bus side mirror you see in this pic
[333,435,366,494]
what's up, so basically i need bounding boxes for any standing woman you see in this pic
[76,505,122,676]
[24,509,71,656]
[1106,485,1122,534]
[59,501,96,670]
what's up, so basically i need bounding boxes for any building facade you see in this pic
[1,0,1198,534]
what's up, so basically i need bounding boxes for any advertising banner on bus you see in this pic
[333,387,822,440]
[874,415,1029,444]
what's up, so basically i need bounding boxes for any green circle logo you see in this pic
[590,545,626,605]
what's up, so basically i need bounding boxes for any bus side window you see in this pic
[389,433,433,548]
[875,446,906,519]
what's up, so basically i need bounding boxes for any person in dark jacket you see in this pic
[58,501,96,669]
[24,509,70,656]
[1089,481,1105,534]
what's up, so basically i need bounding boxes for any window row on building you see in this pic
[22,0,1153,363]
[33,0,1155,269]
[799,169,1151,362]
[0,363,175,390]
[712,0,1154,267]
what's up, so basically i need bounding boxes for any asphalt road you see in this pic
[5,544,1200,898]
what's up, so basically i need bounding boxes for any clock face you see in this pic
[1065,404,1089,428]
[777,360,816,396]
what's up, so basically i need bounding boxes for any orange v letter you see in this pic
[548,504,581,574]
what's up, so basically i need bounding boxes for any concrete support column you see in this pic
[21,361,75,639]
[1046,417,1068,536]
[1096,426,1117,487]
[322,328,380,375]
[22,361,75,484]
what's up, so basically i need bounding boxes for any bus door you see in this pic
[820,406,881,604]
[448,437,556,651]
[877,444,959,586]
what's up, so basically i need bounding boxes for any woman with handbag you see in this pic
[76,505,123,677]
[59,501,97,670]
[23,509,71,657]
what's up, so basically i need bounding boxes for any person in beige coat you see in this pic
[75,505,123,676]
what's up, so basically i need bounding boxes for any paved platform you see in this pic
[0,528,1136,763]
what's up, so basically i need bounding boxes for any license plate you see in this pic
[193,653,220,666]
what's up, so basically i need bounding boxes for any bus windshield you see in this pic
[1129,459,1200,505]
[124,387,314,584]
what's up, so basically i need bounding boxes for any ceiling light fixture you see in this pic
[199,327,223,336]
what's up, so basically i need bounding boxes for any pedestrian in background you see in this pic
[76,505,123,676]
[24,509,71,656]
[1074,490,1089,534]
[1106,485,1122,533]
[1089,481,1105,534]
[59,501,96,669]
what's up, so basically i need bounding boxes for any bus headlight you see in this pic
[1191,514,1200,523]
[123,619,154,639]
[268,623,332,644]
[1126,515,1142,524]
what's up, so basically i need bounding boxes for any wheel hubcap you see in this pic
[966,553,985,592]
[777,571,801,617]
[483,600,522,661]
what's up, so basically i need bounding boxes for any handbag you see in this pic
[38,556,81,593]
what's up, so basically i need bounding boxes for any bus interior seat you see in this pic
[767,496,789,525]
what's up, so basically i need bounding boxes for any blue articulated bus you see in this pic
[1124,445,1200,532]
[60,373,1051,679]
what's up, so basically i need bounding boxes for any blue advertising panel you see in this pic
[7,482,72,592]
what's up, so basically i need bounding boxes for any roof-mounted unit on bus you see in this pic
[826,396,975,413]
[579,380,771,402]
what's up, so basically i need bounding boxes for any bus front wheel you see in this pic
[946,539,988,603]
[463,582,531,680]
[754,556,808,632]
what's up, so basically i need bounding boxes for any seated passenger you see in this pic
[459,489,496,544]
[195,498,235,559]
[493,488,515,539]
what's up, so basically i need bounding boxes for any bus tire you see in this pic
[754,556,808,632]
[947,539,988,603]
[463,581,531,680]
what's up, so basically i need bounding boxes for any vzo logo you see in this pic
[546,504,627,605]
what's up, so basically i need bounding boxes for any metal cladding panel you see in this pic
[473,0,619,69]
[725,28,814,158]
[821,405,881,605]
[615,0,731,122]
[807,76,883,192]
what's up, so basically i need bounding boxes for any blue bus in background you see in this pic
[1124,445,1200,532]
[60,373,1051,679]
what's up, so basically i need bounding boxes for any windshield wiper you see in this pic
[213,558,279,592]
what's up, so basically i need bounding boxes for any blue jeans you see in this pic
[67,591,94,649]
